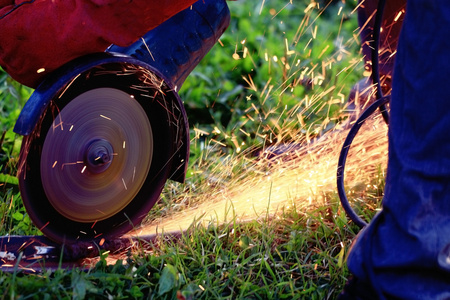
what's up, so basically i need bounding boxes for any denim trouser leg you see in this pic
[347,0,450,298]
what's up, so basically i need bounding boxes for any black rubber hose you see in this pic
[337,96,390,228]
[337,0,389,228]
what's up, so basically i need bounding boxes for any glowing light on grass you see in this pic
[131,106,388,236]
[128,1,391,240]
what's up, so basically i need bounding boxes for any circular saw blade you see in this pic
[40,88,153,222]
[18,62,186,243]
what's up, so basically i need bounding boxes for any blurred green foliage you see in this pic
[0,68,31,177]
[180,0,361,157]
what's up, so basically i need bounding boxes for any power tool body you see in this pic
[1,0,230,271]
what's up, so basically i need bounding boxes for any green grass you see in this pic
[0,200,367,299]
[0,0,387,298]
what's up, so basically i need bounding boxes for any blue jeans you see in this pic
[347,0,450,298]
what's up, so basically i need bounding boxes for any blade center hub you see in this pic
[85,139,114,173]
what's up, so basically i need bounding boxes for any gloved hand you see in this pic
[0,0,197,88]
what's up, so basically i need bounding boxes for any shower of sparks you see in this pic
[131,116,388,237]
[124,0,399,240]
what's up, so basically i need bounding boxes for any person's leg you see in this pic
[348,0,405,121]
[358,0,405,83]
[343,0,450,298]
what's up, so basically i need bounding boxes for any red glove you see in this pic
[0,0,197,88]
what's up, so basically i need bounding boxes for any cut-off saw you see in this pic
[1,0,230,271]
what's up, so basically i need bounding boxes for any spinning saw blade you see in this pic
[18,72,176,244]
[40,88,153,222]
[3,0,230,267]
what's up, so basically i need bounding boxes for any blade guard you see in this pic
[13,0,231,183]
[108,0,231,89]
[13,52,189,183]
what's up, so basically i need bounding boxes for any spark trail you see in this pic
[129,112,388,237]
[128,0,396,238]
